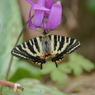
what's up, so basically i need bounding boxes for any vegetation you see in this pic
[0,0,95,95]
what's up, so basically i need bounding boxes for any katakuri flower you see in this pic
[26,0,62,30]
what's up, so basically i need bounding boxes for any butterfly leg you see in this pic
[55,62,58,68]
[40,63,43,69]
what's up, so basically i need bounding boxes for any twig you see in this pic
[6,15,34,80]
[0,79,24,90]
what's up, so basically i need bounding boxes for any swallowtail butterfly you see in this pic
[11,30,81,69]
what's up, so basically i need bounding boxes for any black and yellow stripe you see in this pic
[50,35,81,55]
[11,33,81,69]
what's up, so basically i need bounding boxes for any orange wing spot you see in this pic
[35,62,38,64]
[37,62,41,65]
[56,60,60,63]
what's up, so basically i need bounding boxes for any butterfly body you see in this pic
[11,30,81,69]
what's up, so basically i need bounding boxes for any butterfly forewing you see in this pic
[50,35,81,55]
[11,36,44,60]
[65,39,81,54]
[11,34,81,69]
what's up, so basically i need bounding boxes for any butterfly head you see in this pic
[41,29,49,37]
[43,29,50,34]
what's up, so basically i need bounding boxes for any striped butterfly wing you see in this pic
[50,35,81,67]
[11,36,46,69]
[11,34,81,69]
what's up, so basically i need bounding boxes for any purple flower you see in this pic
[26,0,62,30]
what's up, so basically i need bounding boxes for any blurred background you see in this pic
[0,0,95,95]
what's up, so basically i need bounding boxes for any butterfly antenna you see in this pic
[35,29,42,33]
[55,63,58,68]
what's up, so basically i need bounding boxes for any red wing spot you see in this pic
[40,52,57,59]
[46,52,55,58]
[49,54,57,58]
[40,57,46,59]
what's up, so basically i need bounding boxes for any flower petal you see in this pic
[45,1,62,29]
[32,4,50,11]
[37,0,45,6]
[45,0,55,9]
[26,0,36,5]
[34,10,44,26]
[28,7,37,29]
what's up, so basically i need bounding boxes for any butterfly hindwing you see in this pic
[11,34,81,69]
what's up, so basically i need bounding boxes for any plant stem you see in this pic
[5,25,24,80]
[6,15,34,80]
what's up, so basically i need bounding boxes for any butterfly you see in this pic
[11,29,81,69]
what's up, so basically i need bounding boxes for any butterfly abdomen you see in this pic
[41,35,51,53]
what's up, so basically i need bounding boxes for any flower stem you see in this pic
[6,16,34,80]
[6,25,25,80]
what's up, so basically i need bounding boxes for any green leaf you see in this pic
[0,0,22,78]
[17,78,68,95]
[79,58,94,72]
[40,61,56,74]
[68,53,94,75]
[9,61,41,81]
[1,87,16,95]
[1,79,68,95]
[86,0,95,15]
[58,63,71,74]
[73,66,83,76]
[51,69,68,85]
